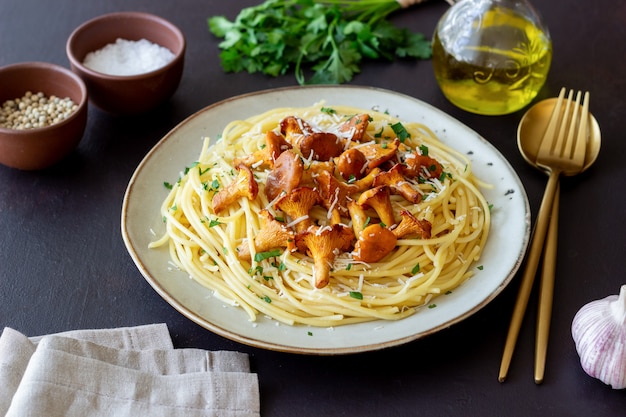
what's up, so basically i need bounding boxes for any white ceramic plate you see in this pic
[122,85,530,354]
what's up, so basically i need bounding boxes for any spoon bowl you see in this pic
[518,97,601,175]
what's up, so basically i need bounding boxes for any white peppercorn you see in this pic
[0,91,78,130]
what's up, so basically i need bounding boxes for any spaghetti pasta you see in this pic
[150,104,491,327]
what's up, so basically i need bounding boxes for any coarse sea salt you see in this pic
[83,38,175,76]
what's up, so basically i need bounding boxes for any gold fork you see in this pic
[499,88,589,383]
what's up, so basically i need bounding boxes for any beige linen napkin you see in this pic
[0,324,260,417]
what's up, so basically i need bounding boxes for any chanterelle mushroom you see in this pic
[373,163,422,204]
[347,200,368,239]
[357,138,399,170]
[356,185,396,227]
[339,113,370,142]
[336,148,367,181]
[237,209,296,261]
[274,186,322,233]
[264,149,304,201]
[300,160,335,186]
[299,132,345,162]
[212,164,259,214]
[295,224,354,289]
[234,130,292,169]
[403,151,444,180]
[392,210,432,239]
[350,167,381,192]
[353,223,397,263]
[314,169,358,218]
[280,116,314,144]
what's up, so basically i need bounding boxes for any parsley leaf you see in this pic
[254,249,282,262]
[208,0,432,85]
[349,291,363,300]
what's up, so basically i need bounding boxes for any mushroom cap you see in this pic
[357,138,399,170]
[280,115,313,144]
[299,132,345,162]
[336,147,367,181]
[212,164,259,214]
[264,149,304,201]
[373,163,422,204]
[237,209,295,260]
[274,186,322,232]
[314,169,358,217]
[338,113,370,142]
[403,152,444,180]
[353,223,397,263]
[234,130,292,169]
[392,210,432,239]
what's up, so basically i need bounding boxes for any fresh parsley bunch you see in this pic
[208,0,432,84]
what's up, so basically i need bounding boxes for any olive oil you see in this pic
[432,3,552,115]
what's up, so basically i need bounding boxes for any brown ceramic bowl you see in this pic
[0,62,88,170]
[66,12,186,115]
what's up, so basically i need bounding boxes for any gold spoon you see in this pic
[516,97,601,383]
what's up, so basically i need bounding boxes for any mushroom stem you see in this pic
[347,200,368,239]
[295,224,354,288]
[357,185,396,227]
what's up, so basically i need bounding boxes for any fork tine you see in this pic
[554,89,576,156]
[561,91,582,158]
[537,88,566,160]
[574,92,590,164]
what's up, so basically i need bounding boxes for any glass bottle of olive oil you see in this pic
[432,0,552,115]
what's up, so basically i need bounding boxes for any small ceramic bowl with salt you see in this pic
[66,11,186,115]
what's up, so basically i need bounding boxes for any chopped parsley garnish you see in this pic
[208,219,222,227]
[254,249,282,262]
[390,122,410,142]
[349,291,363,300]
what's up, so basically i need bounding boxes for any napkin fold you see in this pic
[0,324,260,417]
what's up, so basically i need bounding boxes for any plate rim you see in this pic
[121,84,530,354]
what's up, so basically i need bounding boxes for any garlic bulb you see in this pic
[571,285,626,389]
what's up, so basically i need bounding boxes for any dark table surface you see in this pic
[2,0,625,415]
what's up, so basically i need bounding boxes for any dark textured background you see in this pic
[1,0,625,415]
